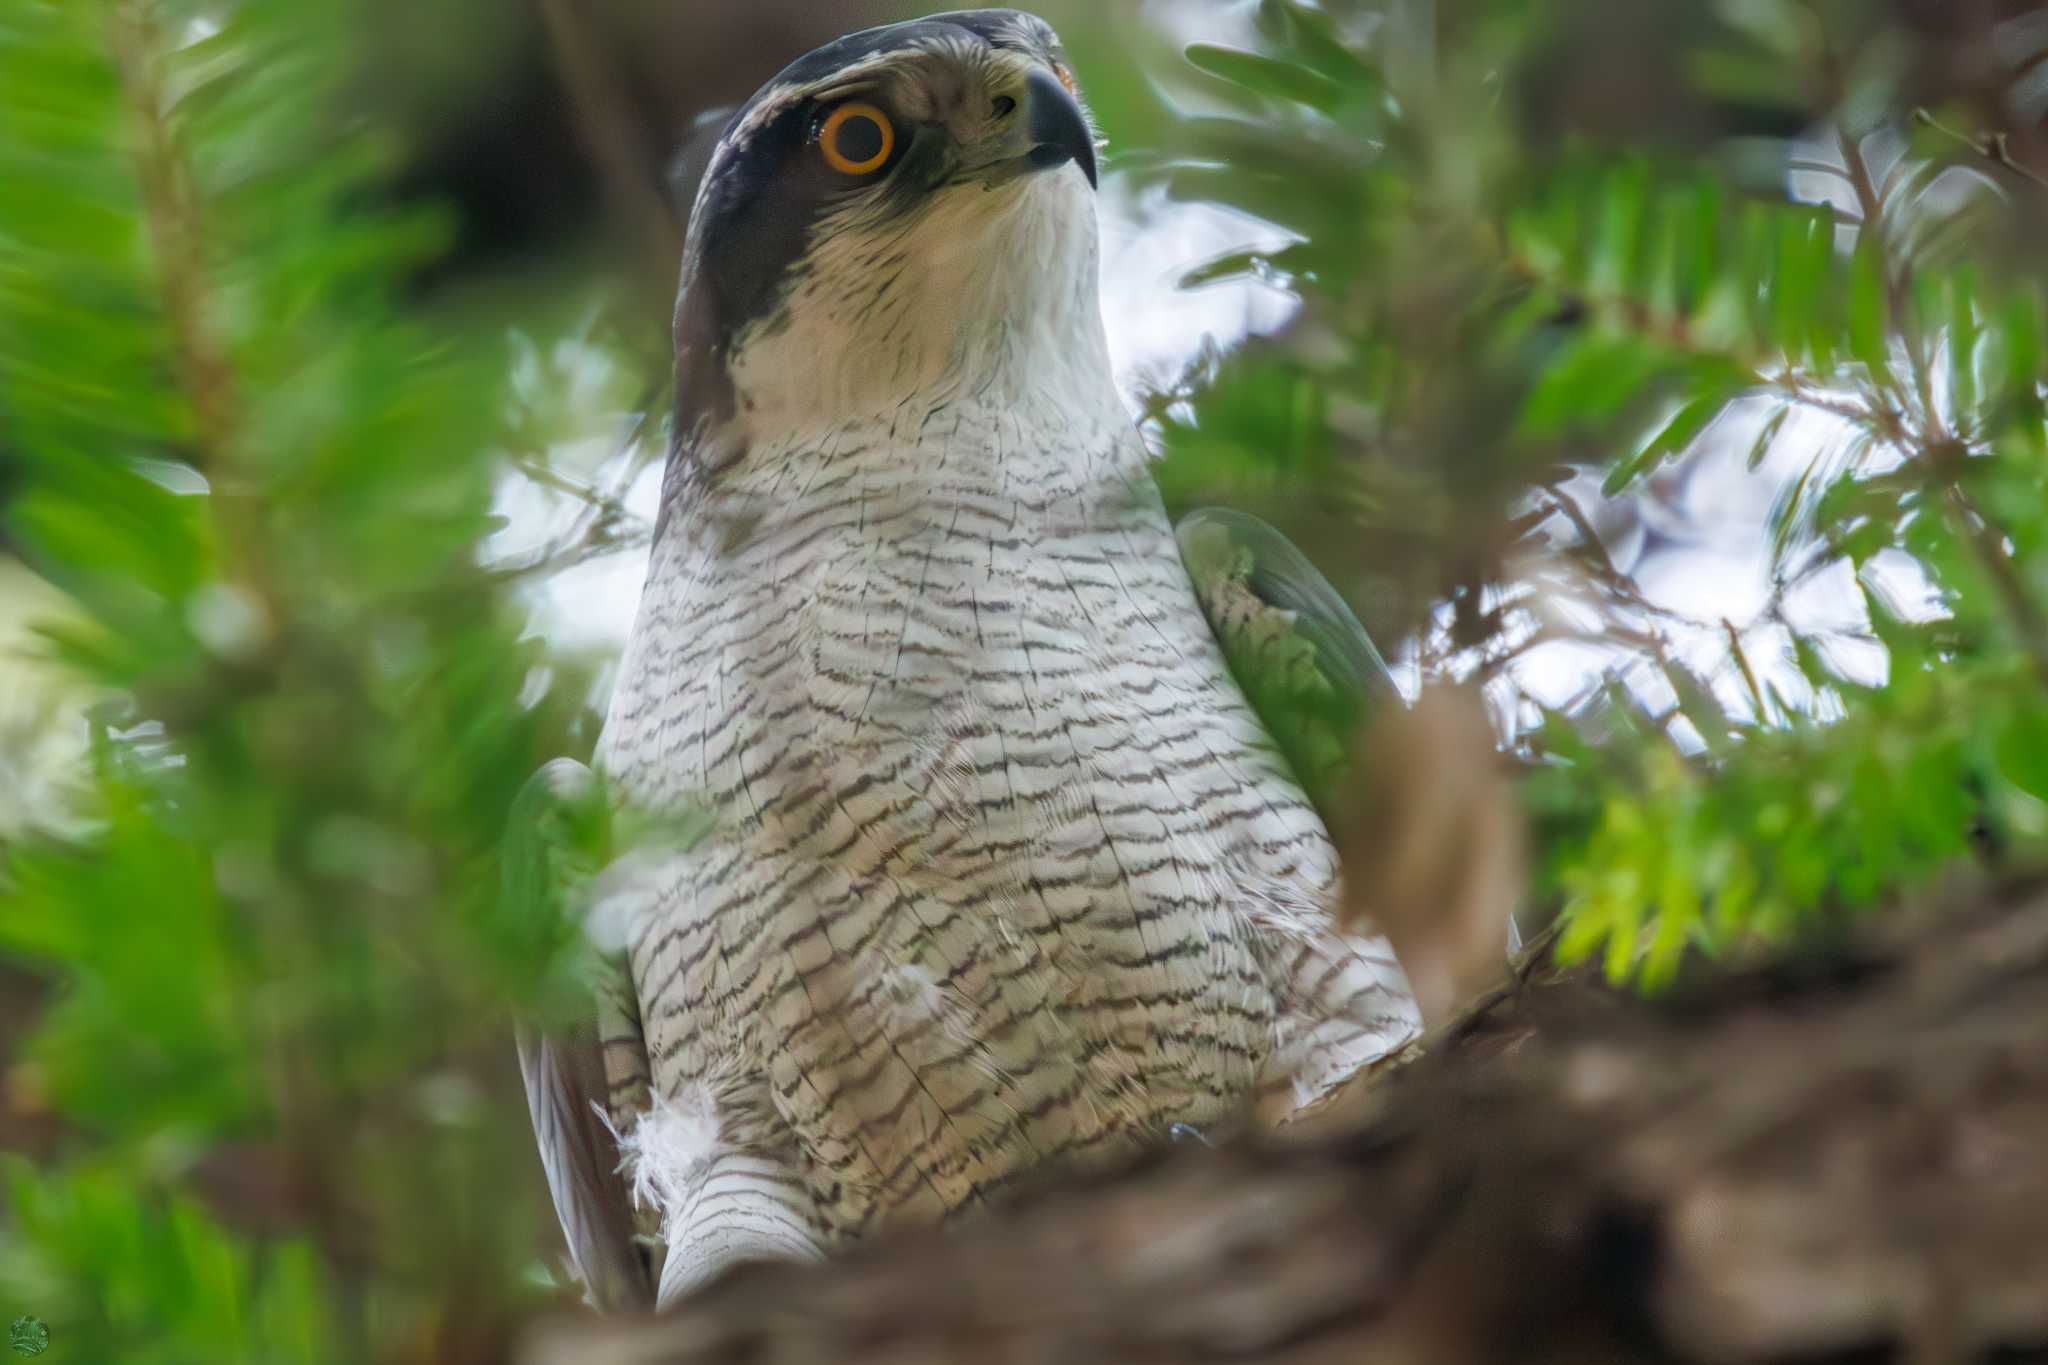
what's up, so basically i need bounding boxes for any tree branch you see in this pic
[521,874,2048,1365]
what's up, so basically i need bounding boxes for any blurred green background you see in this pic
[3,0,2046,1359]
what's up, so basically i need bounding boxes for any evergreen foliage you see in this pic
[1127,0,2048,987]
[1,0,2044,1355]
[1,0,607,1355]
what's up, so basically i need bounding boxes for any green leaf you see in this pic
[1999,287,2046,453]
[1178,243,1314,290]
[1642,855,1700,990]
[1184,43,1346,112]
[1521,334,1669,436]
[2004,287,2043,397]
[1748,401,1791,469]
[1770,210,1824,362]
[1730,198,1777,351]
[1254,0,1377,83]
[1807,217,1841,374]
[1604,387,1735,495]
[1995,705,2048,804]
[1590,160,1651,296]
[1949,267,1981,435]
[1645,187,1691,319]
[1848,237,1896,391]
[1685,178,1725,313]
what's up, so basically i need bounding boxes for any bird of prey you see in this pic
[518,8,1422,1311]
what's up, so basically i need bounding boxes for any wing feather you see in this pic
[1175,506,1397,813]
[517,1022,655,1312]
[1175,507,1521,959]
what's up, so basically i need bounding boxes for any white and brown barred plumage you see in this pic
[529,9,1421,1307]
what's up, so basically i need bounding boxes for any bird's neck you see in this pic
[723,168,1108,427]
[640,165,1166,666]
[684,376,1155,569]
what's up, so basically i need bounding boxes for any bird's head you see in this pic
[670,9,1106,461]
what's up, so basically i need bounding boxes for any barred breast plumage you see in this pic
[598,388,1417,1283]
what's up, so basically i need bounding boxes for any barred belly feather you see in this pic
[597,387,1419,1282]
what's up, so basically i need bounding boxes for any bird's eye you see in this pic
[816,102,895,176]
[1054,64,1078,97]
[991,95,1017,119]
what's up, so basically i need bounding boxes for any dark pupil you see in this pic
[834,114,884,165]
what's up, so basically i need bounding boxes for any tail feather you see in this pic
[610,1075,825,1306]
[651,1146,826,1306]
[516,1023,657,1312]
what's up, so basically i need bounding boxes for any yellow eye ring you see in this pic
[817,102,895,176]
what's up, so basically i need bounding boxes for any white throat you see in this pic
[723,164,1116,439]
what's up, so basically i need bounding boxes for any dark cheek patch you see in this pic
[691,104,832,346]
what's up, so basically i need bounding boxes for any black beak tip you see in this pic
[1024,66,1097,189]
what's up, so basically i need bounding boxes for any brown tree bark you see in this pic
[522,876,2048,1365]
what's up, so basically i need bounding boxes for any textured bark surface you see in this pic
[523,876,2048,1365]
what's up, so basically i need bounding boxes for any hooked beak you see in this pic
[1021,66,1096,189]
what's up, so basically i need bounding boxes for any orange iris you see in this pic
[818,102,895,176]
